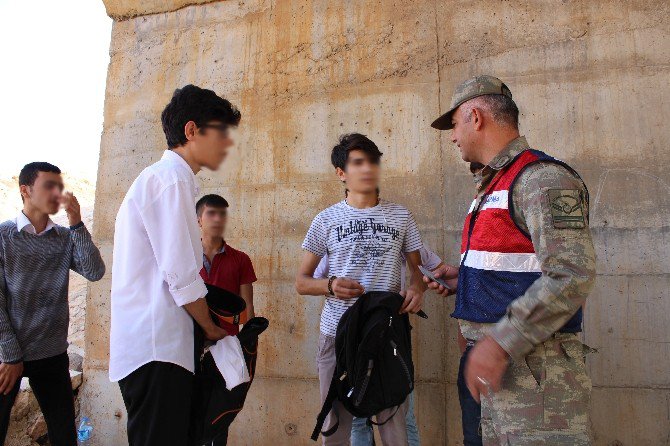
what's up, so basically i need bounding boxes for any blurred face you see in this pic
[198,205,228,238]
[450,104,480,163]
[20,171,64,215]
[192,121,236,171]
[337,149,381,194]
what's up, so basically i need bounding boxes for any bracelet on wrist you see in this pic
[327,276,337,296]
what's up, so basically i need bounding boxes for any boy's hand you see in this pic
[400,285,424,314]
[60,192,82,227]
[0,362,23,395]
[331,277,365,299]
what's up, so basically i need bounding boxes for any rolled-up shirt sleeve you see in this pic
[140,181,207,307]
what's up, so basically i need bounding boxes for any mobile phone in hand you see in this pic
[419,265,452,290]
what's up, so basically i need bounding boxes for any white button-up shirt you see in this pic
[16,212,56,235]
[109,150,208,382]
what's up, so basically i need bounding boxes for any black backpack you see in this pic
[189,317,269,446]
[311,292,414,441]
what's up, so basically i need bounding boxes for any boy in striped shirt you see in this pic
[314,244,443,446]
[295,133,426,445]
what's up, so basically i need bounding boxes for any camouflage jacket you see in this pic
[459,136,596,360]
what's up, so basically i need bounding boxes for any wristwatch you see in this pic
[327,276,337,296]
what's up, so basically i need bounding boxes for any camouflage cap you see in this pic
[431,75,513,130]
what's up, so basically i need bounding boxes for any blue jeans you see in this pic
[457,345,483,446]
[350,391,420,446]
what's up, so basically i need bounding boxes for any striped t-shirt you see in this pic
[302,199,423,336]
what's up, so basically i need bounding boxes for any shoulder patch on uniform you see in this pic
[548,189,585,229]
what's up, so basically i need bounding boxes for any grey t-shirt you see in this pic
[302,199,423,336]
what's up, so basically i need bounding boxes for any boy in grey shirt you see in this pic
[0,162,105,445]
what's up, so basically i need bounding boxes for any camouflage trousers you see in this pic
[479,333,594,446]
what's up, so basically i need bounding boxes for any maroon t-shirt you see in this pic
[200,243,257,335]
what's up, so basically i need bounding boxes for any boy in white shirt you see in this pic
[109,85,240,446]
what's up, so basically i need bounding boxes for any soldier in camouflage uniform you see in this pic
[426,75,597,445]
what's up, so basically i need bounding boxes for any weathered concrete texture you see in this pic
[88,0,670,444]
[591,387,670,445]
[78,368,127,445]
[102,0,219,20]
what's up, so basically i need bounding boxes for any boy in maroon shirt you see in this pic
[197,194,257,335]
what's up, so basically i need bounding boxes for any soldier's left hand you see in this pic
[464,335,509,403]
[424,264,459,297]
[60,192,82,227]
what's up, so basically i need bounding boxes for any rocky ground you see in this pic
[0,174,96,445]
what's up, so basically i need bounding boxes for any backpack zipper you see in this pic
[353,359,374,407]
[389,340,412,387]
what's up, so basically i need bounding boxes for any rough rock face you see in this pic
[87,0,670,445]
[5,372,82,446]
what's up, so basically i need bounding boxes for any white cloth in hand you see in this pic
[209,336,250,391]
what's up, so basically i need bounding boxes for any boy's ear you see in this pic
[335,167,346,182]
[19,185,30,201]
[184,120,198,142]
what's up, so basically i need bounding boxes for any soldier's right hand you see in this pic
[332,277,365,300]
[424,264,459,296]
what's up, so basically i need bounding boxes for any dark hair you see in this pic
[19,162,61,187]
[161,85,241,149]
[330,133,383,171]
[196,194,229,216]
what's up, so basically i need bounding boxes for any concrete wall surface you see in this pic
[87,1,670,444]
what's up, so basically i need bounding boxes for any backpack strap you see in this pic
[311,372,340,441]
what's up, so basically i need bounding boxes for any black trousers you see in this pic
[212,428,229,445]
[119,361,194,446]
[0,352,76,446]
[457,345,483,446]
